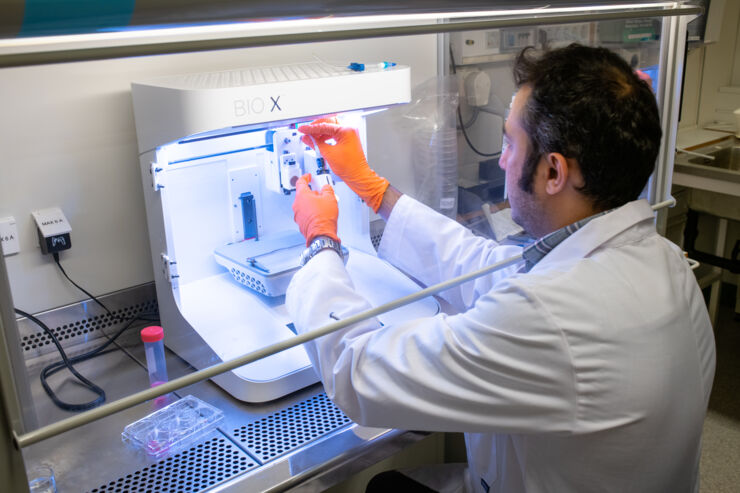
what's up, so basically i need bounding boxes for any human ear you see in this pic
[544,152,568,195]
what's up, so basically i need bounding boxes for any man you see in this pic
[286,44,715,493]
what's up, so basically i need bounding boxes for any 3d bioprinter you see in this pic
[132,62,439,402]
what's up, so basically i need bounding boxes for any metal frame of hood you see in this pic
[0,3,700,67]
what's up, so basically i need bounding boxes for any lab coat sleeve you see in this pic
[286,249,576,434]
[378,195,524,311]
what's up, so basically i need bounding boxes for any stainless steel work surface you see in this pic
[21,316,425,492]
[674,137,740,189]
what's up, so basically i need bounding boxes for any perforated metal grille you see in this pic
[20,300,158,352]
[233,393,352,462]
[229,267,268,295]
[370,234,383,250]
[370,219,385,251]
[87,436,256,493]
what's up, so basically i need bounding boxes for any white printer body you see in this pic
[131,62,440,402]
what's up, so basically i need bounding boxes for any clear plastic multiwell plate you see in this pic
[122,395,224,458]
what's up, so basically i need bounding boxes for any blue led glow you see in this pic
[177,126,265,145]
[169,145,269,165]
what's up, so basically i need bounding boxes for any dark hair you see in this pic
[512,44,662,211]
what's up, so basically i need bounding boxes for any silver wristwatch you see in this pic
[300,236,343,266]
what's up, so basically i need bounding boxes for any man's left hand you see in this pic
[292,173,340,246]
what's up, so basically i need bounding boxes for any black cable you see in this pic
[40,315,150,380]
[52,251,153,349]
[20,253,160,411]
[460,105,480,129]
[16,308,107,411]
[53,252,112,316]
[52,251,160,331]
[53,251,128,378]
[449,46,502,159]
[457,110,501,158]
[53,251,158,325]
[18,308,159,412]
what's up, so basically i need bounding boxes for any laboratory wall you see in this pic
[0,35,438,314]
[677,1,740,130]
[678,47,704,130]
[454,62,514,184]
[696,0,740,127]
[675,0,740,287]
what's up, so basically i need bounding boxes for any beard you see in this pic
[508,172,549,239]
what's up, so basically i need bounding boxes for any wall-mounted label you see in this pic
[0,216,19,256]
[31,207,71,237]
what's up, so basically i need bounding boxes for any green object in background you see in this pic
[622,18,658,42]
[598,18,660,43]
[20,0,135,36]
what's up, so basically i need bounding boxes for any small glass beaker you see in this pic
[27,464,57,493]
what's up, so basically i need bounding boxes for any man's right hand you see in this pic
[298,119,389,213]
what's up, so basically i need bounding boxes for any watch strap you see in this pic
[300,236,343,266]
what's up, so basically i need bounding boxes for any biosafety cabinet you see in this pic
[1,2,702,493]
[131,62,440,402]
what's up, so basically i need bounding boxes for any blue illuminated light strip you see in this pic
[177,126,267,145]
[168,145,269,165]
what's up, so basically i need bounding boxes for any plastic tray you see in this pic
[214,231,348,297]
[122,395,224,458]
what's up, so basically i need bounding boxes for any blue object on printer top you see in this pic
[347,61,397,72]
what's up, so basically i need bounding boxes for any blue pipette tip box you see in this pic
[122,395,224,458]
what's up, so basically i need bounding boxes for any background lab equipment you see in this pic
[0,3,702,492]
[131,61,440,402]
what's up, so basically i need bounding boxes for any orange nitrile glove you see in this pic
[292,173,340,246]
[298,119,389,213]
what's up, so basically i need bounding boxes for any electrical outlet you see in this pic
[31,207,72,254]
[0,216,20,256]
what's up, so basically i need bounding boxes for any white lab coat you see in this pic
[286,196,716,493]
